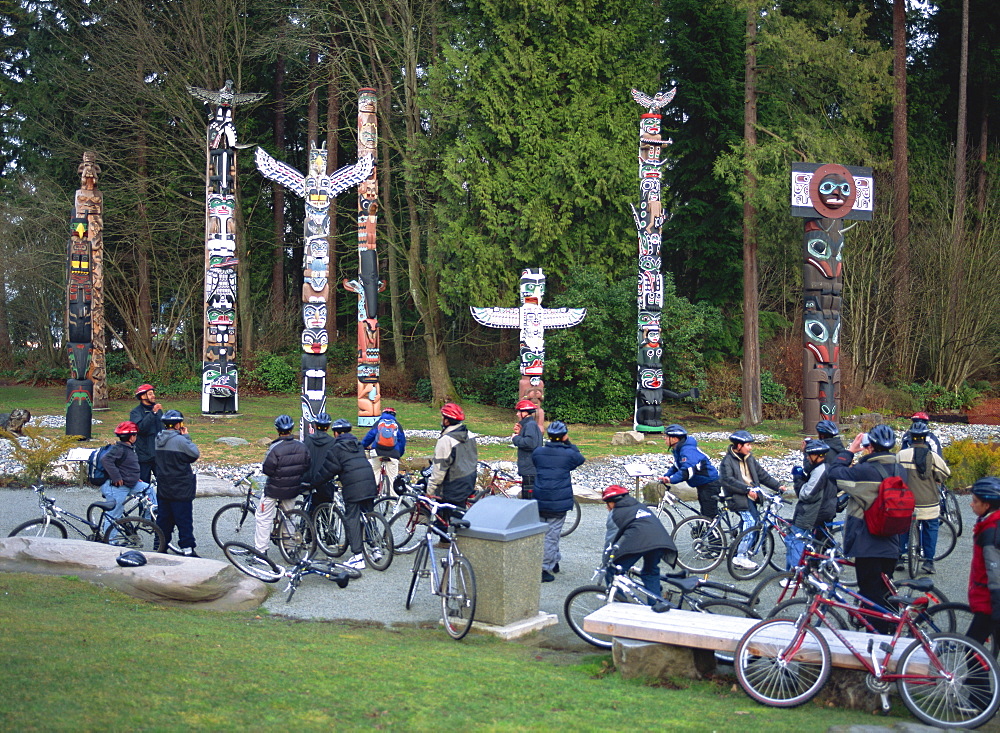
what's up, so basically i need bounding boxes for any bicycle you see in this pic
[904,514,958,578]
[210,473,316,563]
[404,495,477,640]
[670,495,744,573]
[724,491,794,581]
[940,483,963,537]
[221,541,361,602]
[734,558,1000,728]
[9,484,166,553]
[305,482,395,570]
[473,461,581,537]
[646,484,702,535]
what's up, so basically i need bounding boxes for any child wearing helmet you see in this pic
[785,440,838,569]
[897,422,952,574]
[361,407,407,492]
[129,383,164,483]
[967,478,1000,647]
[531,420,584,582]
[661,424,723,519]
[602,484,677,601]
[427,404,479,516]
[100,421,156,541]
[900,413,942,456]
[153,410,200,556]
[255,415,312,561]
[512,400,543,499]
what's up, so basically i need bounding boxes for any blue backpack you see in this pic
[87,444,114,486]
[376,418,399,450]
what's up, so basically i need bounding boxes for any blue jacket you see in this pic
[361,412,406,460]
[828,450,905,559]
[153,429,199,501]
[665,436,719,487]
[531,439,585,515]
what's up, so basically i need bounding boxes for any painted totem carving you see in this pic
[471,268,586,416]
[65,152,105,438]
[256,135,374,435]
[188,81,266,414]
[790,163,874,433]
[344,88,383,428]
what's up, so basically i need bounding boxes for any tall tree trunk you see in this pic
[891,0,913,379]
[953,0,969,239]
[381,54,406,369]
[0,269,11,368]
[741,7,761,427]
[325,48,340,344]
[134,112,154,368]
[270,54,287,326]
[307,46,319,147]
[975,103,989,220]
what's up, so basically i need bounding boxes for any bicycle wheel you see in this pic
[406,543,428,610]
[700,599,762,664]
[441,555,476,640]
[373,494,414,520]
[389,506,421,554]
[942,488,963,537]
[767,599,849,630]
[735,618,832,707]
[8,518,68,539]
[211,502,255,549]
[222,541,282,582]
[362,512,394,571]
[749,572,806,616]
[313,502,348,558]
[276,508,316,564]
[934,518,958,562]
[560,498,582,537]
[726,526,774,581]
[673,516,726,573]
[649,503,677,535]
[907,520,921,579]
[106,517,166,553]
[896,632,1000,728]
[564,584,617,649]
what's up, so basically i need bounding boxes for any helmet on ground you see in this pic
[441,403,465,421]
[868,424,896,450]
[804,439,831,456]
[971,477,1000,502]
[815,420,839,437]
[116,550,147,567]
[908,420,930,437]
[663,424,687,438]
[313,412,332,428]
[911,412,930,421]
[602,484,630,502]
[331,418,352,431]
[729,430,754,444]
[114,421,139,436]
[135,384,155,398]
[274,414,295,432]
[382,407,396,415]
[547,420,568,437]
[162,410,184,425]
[515,399,537,412]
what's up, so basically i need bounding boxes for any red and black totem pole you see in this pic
[790,163,874,433]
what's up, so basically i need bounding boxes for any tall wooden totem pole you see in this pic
[255,95,374,435]
[471,268,586,420]
[344,88,382,428]
[188,81,266,414]
[65,152,104,437]
[791,163,873,433]
[629,87,676,433]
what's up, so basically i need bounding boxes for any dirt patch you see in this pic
[967,398,1000,425]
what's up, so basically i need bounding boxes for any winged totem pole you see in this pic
[790,162,874,433]
[187,80,266,414]
[471,268,586,420]
[256,94,375,435]
[65,152,105,438]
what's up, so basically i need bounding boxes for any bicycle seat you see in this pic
[89,499,116,512]
[450,518,470,529]
[897,577,935,592]
[888,594,930,608]
[663,576,700,594]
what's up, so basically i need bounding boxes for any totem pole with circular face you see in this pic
[790,162,874,433]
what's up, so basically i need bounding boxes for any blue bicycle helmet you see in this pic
[729,430,754,444]
[274,414,295,432]
[815,419,839,437]
[116,550,147,567]
[313,412,333,428]
[908,420,930,437]
[162,409,184,425]
[331,418,352,432]
[868,424,896,450]
[547,420,568,437]
[971,477,1000,502]
[804,439,831,455]
[663,423,687,438]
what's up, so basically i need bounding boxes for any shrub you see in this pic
[899,380,985,413]
[0,426,84,485]
[244,351,299,394]
[942,439,1000,488]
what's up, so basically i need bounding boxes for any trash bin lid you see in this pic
[458,496,548,541]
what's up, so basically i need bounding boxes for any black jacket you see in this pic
[719,448,782,511]
[102,440,140,486]
[792,460,837,531]
[609,495,677,567]
[129,402,163,464]
[313,433,377,503]
[262,435,311,500]
[153,429,199,501]
[304,431,337,489]
[512,416,543,477]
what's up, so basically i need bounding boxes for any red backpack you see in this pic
[864,463,914,537]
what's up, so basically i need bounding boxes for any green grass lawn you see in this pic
[0,572,886,731]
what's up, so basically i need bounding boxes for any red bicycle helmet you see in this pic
[515,399,537,412]
[382,407,396,415]
[911,412,930,421]
[441,403,465,421]
[135,383,155,398]
[602,484,630,502]
[114,421,139,435]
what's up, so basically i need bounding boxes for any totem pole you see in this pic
[344,88,382,428]
[65,152,103,438]
[790,163,874,433]
[256,133,374,436]
[188,80,266,414]
[471,268,586,420]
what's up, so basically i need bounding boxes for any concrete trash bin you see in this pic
[457,496,547,627]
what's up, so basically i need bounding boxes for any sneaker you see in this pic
[541,571,555,583]
[369,547,384,562]
[779,578,795,588]
[345,553,366,570]
[249,554,271,567]
[732,555,758,570]
[553,563,560,574]
[922,561,936,575]
[167,542,183,555]
[181,548,199,558]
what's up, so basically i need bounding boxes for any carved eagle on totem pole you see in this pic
[630,86,678,113]
[187,79,267,109]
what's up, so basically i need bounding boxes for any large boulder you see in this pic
[611,431,645,446]
[0,408,31,434]
[0,537,268,611]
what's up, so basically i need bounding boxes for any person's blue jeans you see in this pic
[736,503,760,556]
[100,479,153,539]
[610,549,666,603]
[784,525,811,570]
[899,517,939,562]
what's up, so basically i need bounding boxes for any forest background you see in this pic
[0,0,997,427]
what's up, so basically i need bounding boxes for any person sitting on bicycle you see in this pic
[311,418,377,570]
[512,399,543,499]
[154,410,200,557]
[427,403,479,540]
[602,484,677,602]
[897,420,951,575]
[304,412,337,505]
[532,420,584,582]
[786,440,837,569]
[100,421,156,539]
[361,407,406,493]
[900,412,943,456]
[966,477,1000,649]
[255,415,311,561]
[661,423,723,519]
[720,430,787,570]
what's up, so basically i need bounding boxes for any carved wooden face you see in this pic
[519,269,545,305]
[805,230,843,279]
[817,174,851,212]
